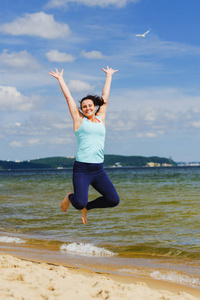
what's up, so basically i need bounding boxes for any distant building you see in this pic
[110,162,122,168]
[177,162,200,167]
[146,162,160,167]
[162,163,173,167]
[147,162,173,167]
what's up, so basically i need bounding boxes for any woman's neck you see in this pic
[87,116,100,123]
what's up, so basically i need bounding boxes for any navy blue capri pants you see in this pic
[69,161,120,210]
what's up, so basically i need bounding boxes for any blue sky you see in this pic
[0,0,200,162]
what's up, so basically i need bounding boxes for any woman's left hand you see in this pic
[101,66,118,76]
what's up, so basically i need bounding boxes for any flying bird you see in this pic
[135,29,151,38]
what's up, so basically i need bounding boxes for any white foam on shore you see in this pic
[118,268,200,288]
[0,236,26,244]
[150,270,200,287]
[60,242,115,256]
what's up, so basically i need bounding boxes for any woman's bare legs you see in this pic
[81,208,88,225]
[61,192,72,212]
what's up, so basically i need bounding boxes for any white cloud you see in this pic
[46,50,76,62]
[136,132,159,138]
[132,36,200,59]
[156,40,200,57]
[0,86,43,111]
[111,87,200,113]
[68,80,94,92]
[3,114,72,135]
[143,108,158,122]
[105,87,200,138]
[0,49,41,69]
[191,120,200,128]
[50,137,73,144]
[10,137,72,147]
[10,139,42,147]
[46,0,139,9]
[15,122,22,127]
[0,12,70,39]
[106,116,135,131]
[81,50,105,59]
[52,122,71,129]
[9,141,23,147]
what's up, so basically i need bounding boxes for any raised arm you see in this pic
[101,66,118,103]
[97,66,118,121]
[49,68,81,123]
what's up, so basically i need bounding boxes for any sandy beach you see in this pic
[0,253,199,300]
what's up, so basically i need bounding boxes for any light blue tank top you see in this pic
[75,116,106,163]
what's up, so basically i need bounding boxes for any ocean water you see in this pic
[0,166,200,288]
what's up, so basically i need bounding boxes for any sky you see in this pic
[0,0,200,162]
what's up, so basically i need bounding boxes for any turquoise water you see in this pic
[0,167,200,287]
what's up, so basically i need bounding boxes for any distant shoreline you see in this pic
[0,154,177,170]
[1,165,200,173]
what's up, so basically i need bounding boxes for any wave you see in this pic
[60,242,115,257]
[150,270,200,287]
[0,236,26,244]
[118,268,200,288]
[116,244,200,260]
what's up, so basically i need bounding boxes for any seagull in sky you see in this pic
[135,29,151,38]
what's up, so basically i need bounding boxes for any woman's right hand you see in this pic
[49,68,64,80]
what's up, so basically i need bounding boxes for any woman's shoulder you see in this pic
[95,113,105,126]
[95,115,102,121]
[74,113,85,132]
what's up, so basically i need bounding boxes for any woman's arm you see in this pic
[49,68,82,123]
[101,66,118,103]
[97,66,118,122]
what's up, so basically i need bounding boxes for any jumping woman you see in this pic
[49,66,120,224]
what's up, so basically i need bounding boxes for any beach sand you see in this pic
[0,253,199,300]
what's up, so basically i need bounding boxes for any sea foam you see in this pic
[150,270,200,287]
[60,242,115,256]
[0,236,26,244]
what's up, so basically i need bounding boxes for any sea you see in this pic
[0,166,200,289]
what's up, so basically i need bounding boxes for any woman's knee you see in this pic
[73,201,85,210]
[107,193,120,207]
[113,194,120,207]
[69,194,86,210]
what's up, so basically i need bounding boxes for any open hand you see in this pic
[49,68,64,80]
[101,66,118,76]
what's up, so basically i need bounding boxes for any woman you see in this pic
[49,66,120,224]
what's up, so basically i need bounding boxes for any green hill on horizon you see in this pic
[0,155,176,170]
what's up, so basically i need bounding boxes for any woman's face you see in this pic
[81,99,96,118]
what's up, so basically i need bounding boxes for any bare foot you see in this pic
[61,192,72,212]
[81,208,88,225]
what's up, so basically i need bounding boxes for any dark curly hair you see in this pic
[79,95,104,114]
